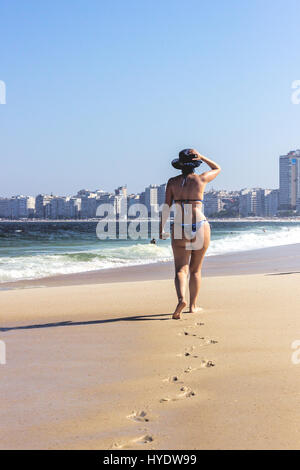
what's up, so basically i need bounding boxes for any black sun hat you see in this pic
[171,149,202,170]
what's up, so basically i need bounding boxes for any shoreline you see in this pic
[1,243,300,290]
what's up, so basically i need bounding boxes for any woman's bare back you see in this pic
[168,173,206,202]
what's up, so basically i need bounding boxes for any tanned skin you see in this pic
[160,149,221,319]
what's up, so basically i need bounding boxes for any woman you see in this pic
[159,149,221,319]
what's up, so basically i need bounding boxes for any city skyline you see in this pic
[0,149,299,219]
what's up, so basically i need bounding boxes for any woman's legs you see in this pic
[171,238,191,319]
[189,222,211,312]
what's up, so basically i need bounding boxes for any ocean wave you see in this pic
[0,224,300,282]
[0,244,173,282]
[208,224,300,256]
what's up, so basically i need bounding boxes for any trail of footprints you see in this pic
[111,410,154,449]
[113,316,217,448]
[160,319,217,403]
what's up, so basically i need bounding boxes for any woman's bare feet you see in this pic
[172,300,187,320]
[189,306,203,313]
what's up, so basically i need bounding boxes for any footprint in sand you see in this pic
[181,332,218,344]
[184,351,199,358]
[200,359,215,368]
[182,331,197,337]
[135,434,154,445]
[184,366,196,373]
[177,346,198,358]
[159,397,172,403]
[127,410,150,423]
[111,434,154,449]
[184,360,215,373]
[160,386,196,403]
[163,375,183,384]
[179,386,196,398]
[198,337,219,345]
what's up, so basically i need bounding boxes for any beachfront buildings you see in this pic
[264,189,279,217]
[35,194,53,218]
[238,188,280,217]
[158,184,167,207]
[279,150,300,210]
[239,188,265,217]
[143,183,168,215]
[6,151,300,219]
[0,196,35,218]
[203,191,223,216]
[0,187,282,220]
[144,184,158,215]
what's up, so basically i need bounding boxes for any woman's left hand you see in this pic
[189,149,203,160]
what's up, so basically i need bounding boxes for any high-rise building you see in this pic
[145,185,158,215]
[113,186,127,218]
[66,198,81,218]
[0,196,35,219]
[157,184,166,207]
[279,150,300,210]
[49,197,69,219]
[127,194,141,214]
[0,198,11,218]
[139,191,145,206]
[264,189,279,216]
[11,196,35,218]
[203,191,223,216]
[239,188,265,217]
[80,195,98,218]
[115,186,127,198]
[35,194,53,218]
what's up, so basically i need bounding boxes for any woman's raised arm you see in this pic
[190,149,221,183]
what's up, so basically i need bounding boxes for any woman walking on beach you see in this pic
[160,149,221,319]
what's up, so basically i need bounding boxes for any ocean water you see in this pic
[0,220,300,283]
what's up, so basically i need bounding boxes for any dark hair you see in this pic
[182,167,195,175]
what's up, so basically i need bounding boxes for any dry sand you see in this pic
[1,247,300,449]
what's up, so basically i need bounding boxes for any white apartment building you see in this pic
[0,198,11,218]
[239,188,265,217]
[157,184,166,207]
[145,185,158,215]
[66,198,81,218]
[203,191,223,216]
[264,189,279,216]
[49,197,70,219]
[279,150,300,210]
[35,194,53,218]
[80,195,98,218]
[0,196,35,219]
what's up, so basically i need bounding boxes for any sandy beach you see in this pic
[1,244,300,450]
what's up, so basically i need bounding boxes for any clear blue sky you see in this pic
[1,0,300,196]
